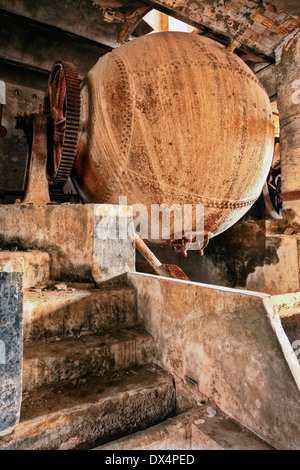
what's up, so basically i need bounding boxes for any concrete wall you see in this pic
[0,1,113,196]
[0,204,135,283]
[0,82,45,193]
[138,220,300,295]
[127,272,300,449]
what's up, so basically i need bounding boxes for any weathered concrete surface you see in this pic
[263,292,300,384]
[0,365,175,450]
[276,30,300,229]
[247,234,299,294]
[93,205,135,283]
[0,11,108,79]
[0,0,136,50]
[96,404,274,450]
[0,251,50,289]
[140,221,300,295]
[0,272,23,436]
[0,204,135,283]
[23,285,137,342]
[22,327,155,392]
[127,272,300,449]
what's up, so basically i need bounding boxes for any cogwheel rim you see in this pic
[46,61,80,187]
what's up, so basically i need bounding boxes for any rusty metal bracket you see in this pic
[280,191,300,202]
[135,233,189,280]
[15,112,51,205]
[119,6,151,43]
[171,231,211,257]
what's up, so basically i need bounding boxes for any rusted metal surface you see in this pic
[280,191,300,202]
[74,32,274,249]
[135,234,174,278]
[263,140,282,219]
[171,231,210,257]
[14,112,50,205]
[135,233,189,279]
[13,61,81,204]
[102,9,125,23]
[118,6,151,43]
[46,61,80,187]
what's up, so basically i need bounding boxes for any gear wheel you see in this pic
[45,61,80,188]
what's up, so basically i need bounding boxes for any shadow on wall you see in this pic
[136,219,299,295]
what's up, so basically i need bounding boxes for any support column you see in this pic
[276,30,300,229]
[0,272,23,436]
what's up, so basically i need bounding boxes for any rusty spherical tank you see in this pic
[73,31,274,246]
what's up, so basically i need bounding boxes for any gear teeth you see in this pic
[47,61,80,187]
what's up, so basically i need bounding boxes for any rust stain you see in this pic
[75,32,274,246]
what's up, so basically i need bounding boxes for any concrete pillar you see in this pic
[276,30,300,229]
[0,272,23,436]
[0,204,135,284]
[92,204,135,284]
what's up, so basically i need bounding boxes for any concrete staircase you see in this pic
[0,250,275,450]
[0,251,175,450]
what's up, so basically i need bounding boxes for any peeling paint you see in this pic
[151,0,300,57]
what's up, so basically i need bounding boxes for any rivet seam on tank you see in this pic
[131,60,266,93]
[159,185,257,209]
[181,196,257,209]
[99,51,135,203]
[112,51,134,169]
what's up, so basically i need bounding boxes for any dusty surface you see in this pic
[96,404,274,450]
[0,365,175,450]
[75,31,274,243]
[0,251,50,289]
[138,220,300,295]
[23,285,137,341]
[0,204,135,283]
[22,326,155,391]
[128,272,300,449]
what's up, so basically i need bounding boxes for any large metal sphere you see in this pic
[74,31,274,245]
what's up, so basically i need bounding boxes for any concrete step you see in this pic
[0,366,175,450]
[0,250,50,289]
[95,403,275,451]
[23,285,137,342]
[22,327,155,392]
